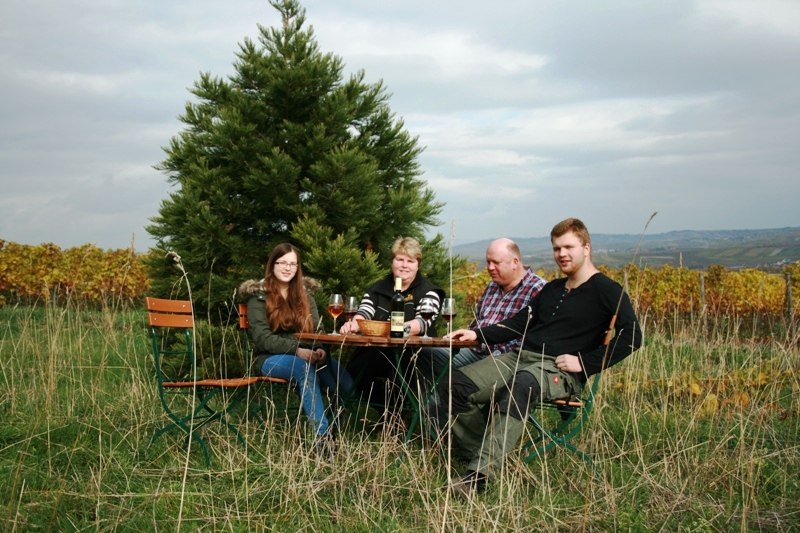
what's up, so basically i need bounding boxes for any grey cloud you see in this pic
[1,0,797,251]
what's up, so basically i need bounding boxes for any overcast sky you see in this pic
[2,0,799,251]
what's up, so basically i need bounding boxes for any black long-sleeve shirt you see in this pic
[473,273,642,378]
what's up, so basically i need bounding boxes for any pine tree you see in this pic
[147,0,453,317]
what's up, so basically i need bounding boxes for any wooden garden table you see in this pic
[295,332,477,439]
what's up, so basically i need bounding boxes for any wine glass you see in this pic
[441,297,457,334]
[418,300,436,338]
[327,293,344,334]
[344,296,359,327]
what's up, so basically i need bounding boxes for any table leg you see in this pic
[395,346,450,442]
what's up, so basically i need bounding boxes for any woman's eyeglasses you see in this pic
[275,261,299,269]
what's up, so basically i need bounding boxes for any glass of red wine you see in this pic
[327,293,344,334]
[441,297,457,334]
[344,296,359,328]
[418,300,436,338]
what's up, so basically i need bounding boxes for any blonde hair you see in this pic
[391,236,422,261]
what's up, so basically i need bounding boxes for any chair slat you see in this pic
[163,376,260,388]
[148,311,194,328]
[552,399,584,407]
[256,376,289,384]
[146,297,192,313]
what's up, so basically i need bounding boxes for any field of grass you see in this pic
[1,301,798,531]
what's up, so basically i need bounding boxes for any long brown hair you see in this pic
[263,243,313,334]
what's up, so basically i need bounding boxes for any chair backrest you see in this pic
[237,303,250,330]
[146,297,194,328]
[237,302,258,376]
[145,297,196,383]
[602,314,617,347]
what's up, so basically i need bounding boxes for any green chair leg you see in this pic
[522,374,602,481]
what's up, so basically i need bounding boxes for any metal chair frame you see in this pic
[521,315,617,477]
[522,373,601,476]
[146,297,260,465]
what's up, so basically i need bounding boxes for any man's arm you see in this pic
[579,291,642,375]
[472,304,535,346]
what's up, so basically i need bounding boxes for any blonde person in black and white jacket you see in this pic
[341,236,445,412]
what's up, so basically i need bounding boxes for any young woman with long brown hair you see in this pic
[239,243,353,443]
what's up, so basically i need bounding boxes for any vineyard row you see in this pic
[1,240,799,317]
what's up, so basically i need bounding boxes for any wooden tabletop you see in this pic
[295,332,477,349]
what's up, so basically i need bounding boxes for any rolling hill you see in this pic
[451,227,800,271]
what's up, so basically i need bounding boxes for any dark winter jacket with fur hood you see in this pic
[238,278,322,371]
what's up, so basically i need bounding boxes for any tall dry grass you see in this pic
[1,299,798,531]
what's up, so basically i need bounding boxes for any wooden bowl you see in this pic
[359,319,390,337]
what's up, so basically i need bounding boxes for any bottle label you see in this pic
[390,312,404,333]
[391,277,404,336]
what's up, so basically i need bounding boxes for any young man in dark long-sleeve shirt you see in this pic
[439,218,642,496]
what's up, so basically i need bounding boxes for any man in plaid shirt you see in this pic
[429,238,546,373]
[423,238,545,429]
[452,238,546,366]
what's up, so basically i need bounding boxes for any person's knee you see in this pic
[497,371,541,420]
[438,369,479,414]
[298,362,318,388]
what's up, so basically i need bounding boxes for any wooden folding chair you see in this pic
[522,315,617,476]
[145,297,260,465]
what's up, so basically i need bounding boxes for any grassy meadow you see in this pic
[1,301,798,532]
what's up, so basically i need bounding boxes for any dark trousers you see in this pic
[346,347,439,412]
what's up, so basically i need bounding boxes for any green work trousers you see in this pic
[449,350,583,476]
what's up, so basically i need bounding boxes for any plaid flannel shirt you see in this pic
[471,267,546,355]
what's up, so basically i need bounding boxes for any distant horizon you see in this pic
[451,225,800,270]
[3,223,799,253]
[450,223,800,247]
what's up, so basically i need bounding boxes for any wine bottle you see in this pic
[390,277,405,338]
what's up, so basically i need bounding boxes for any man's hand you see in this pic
[555,354,582,373]
[445,329,477,342]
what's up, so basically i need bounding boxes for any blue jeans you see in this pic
[429,347,486,375]
[260,354,354,436]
